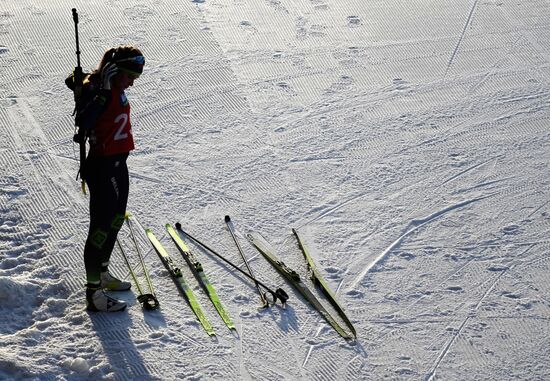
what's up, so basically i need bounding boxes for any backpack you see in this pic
[66,70,98,188]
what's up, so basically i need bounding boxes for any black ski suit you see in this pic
[69,73,134,284]
[83,153,129,282]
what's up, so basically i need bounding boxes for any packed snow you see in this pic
[1,0,549,380]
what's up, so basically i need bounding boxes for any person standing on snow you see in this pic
[67,45,145,312]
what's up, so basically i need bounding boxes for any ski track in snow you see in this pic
[444,0,479,79]
[346,195,488,292]
[1,0,550,380]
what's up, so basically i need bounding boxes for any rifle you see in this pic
[71,8,87,194]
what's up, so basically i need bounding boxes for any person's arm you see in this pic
[75,89,112,132]
[73,62,118,132]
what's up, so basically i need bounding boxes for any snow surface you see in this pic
[1,0,550,380]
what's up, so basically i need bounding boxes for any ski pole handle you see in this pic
[265,288,289,307]
[137,294,160,310]
[275,288,289,305]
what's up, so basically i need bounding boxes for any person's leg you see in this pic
[98,155,131,290]
[84,157,115,287]
[83,156,128,311]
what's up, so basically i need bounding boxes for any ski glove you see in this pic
[101,62,118,91]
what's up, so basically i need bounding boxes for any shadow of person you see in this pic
[88,294,165,381]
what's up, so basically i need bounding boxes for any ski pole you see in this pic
[126,214,156,298]
[117,239,143,294]
[174,223,289,307]
[225,216,268,308]
[116,239,159,310]
[125,213,159,310]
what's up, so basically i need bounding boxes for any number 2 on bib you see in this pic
[114,113,129,141]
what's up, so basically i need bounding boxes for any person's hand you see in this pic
[101,62,118,90]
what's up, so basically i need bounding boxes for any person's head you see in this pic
[97,45,145,90]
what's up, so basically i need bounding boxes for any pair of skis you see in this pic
[146,224,235,336]
[247,230,357,340]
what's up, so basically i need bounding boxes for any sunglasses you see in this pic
[119,69,141,79]
[116,55,145,65]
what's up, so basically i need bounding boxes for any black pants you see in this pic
[83,153,129,284]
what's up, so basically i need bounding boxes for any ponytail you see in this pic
[92,46,144,76]
[94,47,117,74]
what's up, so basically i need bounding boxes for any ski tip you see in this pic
[175,222,182,230]
[224,215,231,223]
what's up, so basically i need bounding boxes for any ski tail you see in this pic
[292,228,356,339]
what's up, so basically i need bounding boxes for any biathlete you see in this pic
[67,45,144,312]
